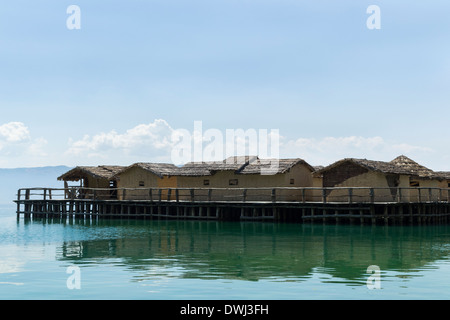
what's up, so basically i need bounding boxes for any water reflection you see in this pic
[32,218,450,285]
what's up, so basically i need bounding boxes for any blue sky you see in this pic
[0,1,449,170]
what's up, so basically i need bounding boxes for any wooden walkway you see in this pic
[15,187,450,224]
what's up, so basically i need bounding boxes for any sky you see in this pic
[0,0,449,170]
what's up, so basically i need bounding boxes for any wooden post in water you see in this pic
[16,189,21,218]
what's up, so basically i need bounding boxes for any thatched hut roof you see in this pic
[389,155,438,179]
[435,171,450,180]
[113,156,316,178]
[313,165,324,172]
[238,158,315,175]
[58,166,125,181]
[114,163,180,179]
[180,156,258,175]
[314,158,406,177]
[314,156,444,180]
[171,165,212,177]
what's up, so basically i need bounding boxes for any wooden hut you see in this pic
[313,158,412,202]
[175,156,253,188]
[173,156,251,201]
[113,162,179,200]
[435,171,450,200]
[389,155,444,201]
[175,156,316,201]
[436,172,450,188]
[57,165,125,199]
[390,155,439,184]
[236,158,316,201]
[314,155,445,202]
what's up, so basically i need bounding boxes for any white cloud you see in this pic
[0,121,443,169]
[66,119,175,162]
[280,135,434,166]
[0,122,30,146]
[65,120,439,169]
[0,122,49,167]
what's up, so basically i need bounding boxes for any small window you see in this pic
[139,181,145,187]
[290,178,295,185]
[203,179,210,186]
[410,180,419,187]
[448,182,450,188]
[229,179,238,186]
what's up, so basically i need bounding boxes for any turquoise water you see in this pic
[1,204,450,300]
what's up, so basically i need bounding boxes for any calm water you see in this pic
[1,204,450,300]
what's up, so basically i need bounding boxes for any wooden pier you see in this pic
[15,187,450,225]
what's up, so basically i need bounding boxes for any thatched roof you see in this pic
[113,156,314,178]
[314,158,408,177]
[180,156,258,174]
[313,165,324,172]
[113,158,252,179]
[389,155,438,179]
[238,158,315,175]
[314,155,444,180]
[114,163,180,178]
[435,171,450,180]
[171,165,212,177]
[180,156,314,175]
[58,166,125,181]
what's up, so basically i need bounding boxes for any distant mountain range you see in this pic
[0,166,72,204]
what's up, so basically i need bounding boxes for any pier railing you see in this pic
[16,186,450,204]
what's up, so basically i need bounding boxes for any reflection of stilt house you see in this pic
[57,166,125,199]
